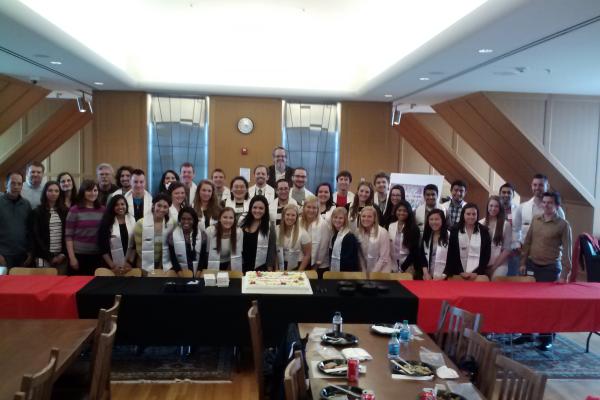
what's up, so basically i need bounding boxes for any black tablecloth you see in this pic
[76,277,418,346]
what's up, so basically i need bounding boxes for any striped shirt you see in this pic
[65,205,105,254]
[48,208,62,253]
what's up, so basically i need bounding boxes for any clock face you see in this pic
[237,117,254,134]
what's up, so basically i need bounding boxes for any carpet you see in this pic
[109,345,234,382]
[496,335,600,379]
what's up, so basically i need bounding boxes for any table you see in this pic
[299,323,480,400]
[76,277,418,345]
[0,276,94,319]
[0,319,97,400]
[402,281,600,333]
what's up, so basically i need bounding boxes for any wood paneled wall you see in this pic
[339,101,399,185]
[92,91,148,170]
[208,96,282,183]
[0,74,49,135]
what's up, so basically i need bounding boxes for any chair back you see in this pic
[434,302,483,361]
[248,300,265,400]
[9,267,57,276]
[89,316,118,400]
[323,271,366,280]
[124,269,142,277]
[92,295,122,368]
[145,269,169,277]
[94,268,115,277]
[493,353,547,400]
[368,272,413,280]
[580,235,600,282]
[284,350,307,400]
[457,328,498,398]
[17,348,59,400]
[303,270,318,279]
[492,276,536,283]
[177,269,194,278]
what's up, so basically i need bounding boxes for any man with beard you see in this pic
[249,165,275,203]
[267,146,294,189]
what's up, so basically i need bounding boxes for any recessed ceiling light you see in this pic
[50,60,62,65]
[93,82,104,86]
[478,48,493,54]
[419,77,430,81]
[384,94,393,98]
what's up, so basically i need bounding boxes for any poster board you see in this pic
[389,173,444,211]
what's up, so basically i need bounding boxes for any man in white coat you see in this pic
[180,162,197,206]
[290,167,314,206]
[125,169,153,221]
[415,184,444,236]
[249,165,275,204]
[441,180,467,228]
[333,170,355,207]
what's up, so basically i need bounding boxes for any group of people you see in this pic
[0,146,572,286]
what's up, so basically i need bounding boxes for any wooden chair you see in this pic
[94,268,142,277]
[448,274,489,282]
[145,269,169,277]
[456,328,498,399]
[88,315,118,400]
[248,300,265,400]
[16,348,59,400]
[284,350,308,400]
[323,271,367,280]
[475,275,490,282]
[434,301,483,362]
[303,270,317,279]
[369,271,413,280]
[91,295,122,367]
[492,353,547,400]
[492,276,536,283]
[9,267,57,276]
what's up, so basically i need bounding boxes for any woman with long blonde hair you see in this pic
[347,182,381,229]
[300,196,330,270]
[277,204,311,271]
[357,206,391,273]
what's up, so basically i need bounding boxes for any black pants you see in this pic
[526,259,561,345]
[69,253,103,276]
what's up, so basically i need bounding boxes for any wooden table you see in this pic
[0,319,97,400]
[299,323,481,400]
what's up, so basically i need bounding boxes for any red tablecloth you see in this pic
[0,276,93,318]
[402,281,600,333]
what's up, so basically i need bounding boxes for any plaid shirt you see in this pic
[446,199,465,228]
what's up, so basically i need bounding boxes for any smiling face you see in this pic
[153,199,170,219]
[487,198,500,218]
[374,177,388,194]
[276,181,290,201]
[180,166,194,186]
[254,166,268,187]
[424,189,437,207]
[199,182,213,203]
[317,185,331,204]
[395,204,409,222]
[499,186,513,206]
[163,172,177,188]
[27,165,43,187]
[428,213,442,232]
[131,174,146,195]
[337,176,350,192]
[273,148,287,171]
[212,171,225,189]
[463,207,478,227]
[84,186,99,204]
[283,208,298,227]
[359,208,376,229]
[180,212,194,231]
[113,198,127,217]
[303,200,318,219]
[220,210,235,230]
[357,184,371,204]
[451,184,466,202]
[231,179,247,201]
[542,195,557,215]
[531,177,547,199]
[292,169,307,189]
[331,211,346,231]
[45,184,60,205]
[7,173,23,198]
[171,187,186,207]
[59,174,73,192]
[119,170,131,189]
[389,188,403,206]
[251,200,266,220]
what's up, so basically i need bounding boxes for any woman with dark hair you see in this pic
[388,200,421,276]
[30,181,68,274]
[166,206,203,276]
[224,176,250,222]
[205,207,243,271]
[65,180,105,275]
[419,209,450,280]
[347,182,380,229]
[97,194,136,275]
[240,195,276,272]
[316,182,335,220]
[127,193,175,273]
[193,179,221,230]
[480,196,512,278]
[57,172,78,209]
[168,182,187,221]
[157,169,180,195]
[445,203,491,280]
[381,184,406,228]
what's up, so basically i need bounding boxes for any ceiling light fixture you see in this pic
[419,77,430,81]
[76,91,87,113]
[384,94,393,98]
[93,82,104,86]
[50,60,62,65]
[478,48,493,54]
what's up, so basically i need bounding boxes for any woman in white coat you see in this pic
[166,206,203,276]
[277,204,311,271]
[205,207,244,271]
[357,206,391,273]
[239,195,277,273]
[300,196,330,270]
[98,194,136,275]
[223,176,251,222]
[168,182,187,222]
[419,209,450,280]
[193,179,221,231]
[387,200,421,276]
[480,196,512,278]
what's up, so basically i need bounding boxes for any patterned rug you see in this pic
[109,345,234,382]
[496,335,600,379]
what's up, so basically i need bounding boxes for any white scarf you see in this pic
[424,234,449,278]
[360,228,384,272]
[277,229,304,270]
[170,225,202,275]
[458,229,482,273]
[125,190,153,218]
[109,214,136,268]
[330,228,350,272]
[140,215,173,272]
[389,222,408,271]
[206,226,243,271]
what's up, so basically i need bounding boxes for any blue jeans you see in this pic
[507,252,520,276]
[525,259,561,282]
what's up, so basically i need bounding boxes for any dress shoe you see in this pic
[536,342,553,351]
[512,334,534,345]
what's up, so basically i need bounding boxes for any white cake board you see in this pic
[241,276,313,295]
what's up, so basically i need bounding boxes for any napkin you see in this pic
[341,348,372,360]
[419,347,446,367]
[436,365,459,379]
[371,325,399,335]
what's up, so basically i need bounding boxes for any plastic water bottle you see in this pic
[332,311,343,336]
[388,330,400,359]
[399,320,410,343]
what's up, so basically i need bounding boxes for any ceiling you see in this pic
[0,0,599,104]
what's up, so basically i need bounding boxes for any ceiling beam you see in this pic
[0,74,50,135]
[0,100,92,177]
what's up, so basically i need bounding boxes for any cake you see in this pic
[242,271,313,294]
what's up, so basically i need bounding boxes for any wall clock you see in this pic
[237,117,254,135]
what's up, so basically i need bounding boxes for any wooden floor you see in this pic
[111,332,600,400]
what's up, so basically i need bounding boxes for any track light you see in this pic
[86,97,93,114]
[76,91,93,113]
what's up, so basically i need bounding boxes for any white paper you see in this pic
[391,373,434,381]
[436,365,459,379]
[239,168,251,181]
[341,348,372,361]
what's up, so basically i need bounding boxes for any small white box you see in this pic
[216,271,230,287]
[204,273,216,287]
